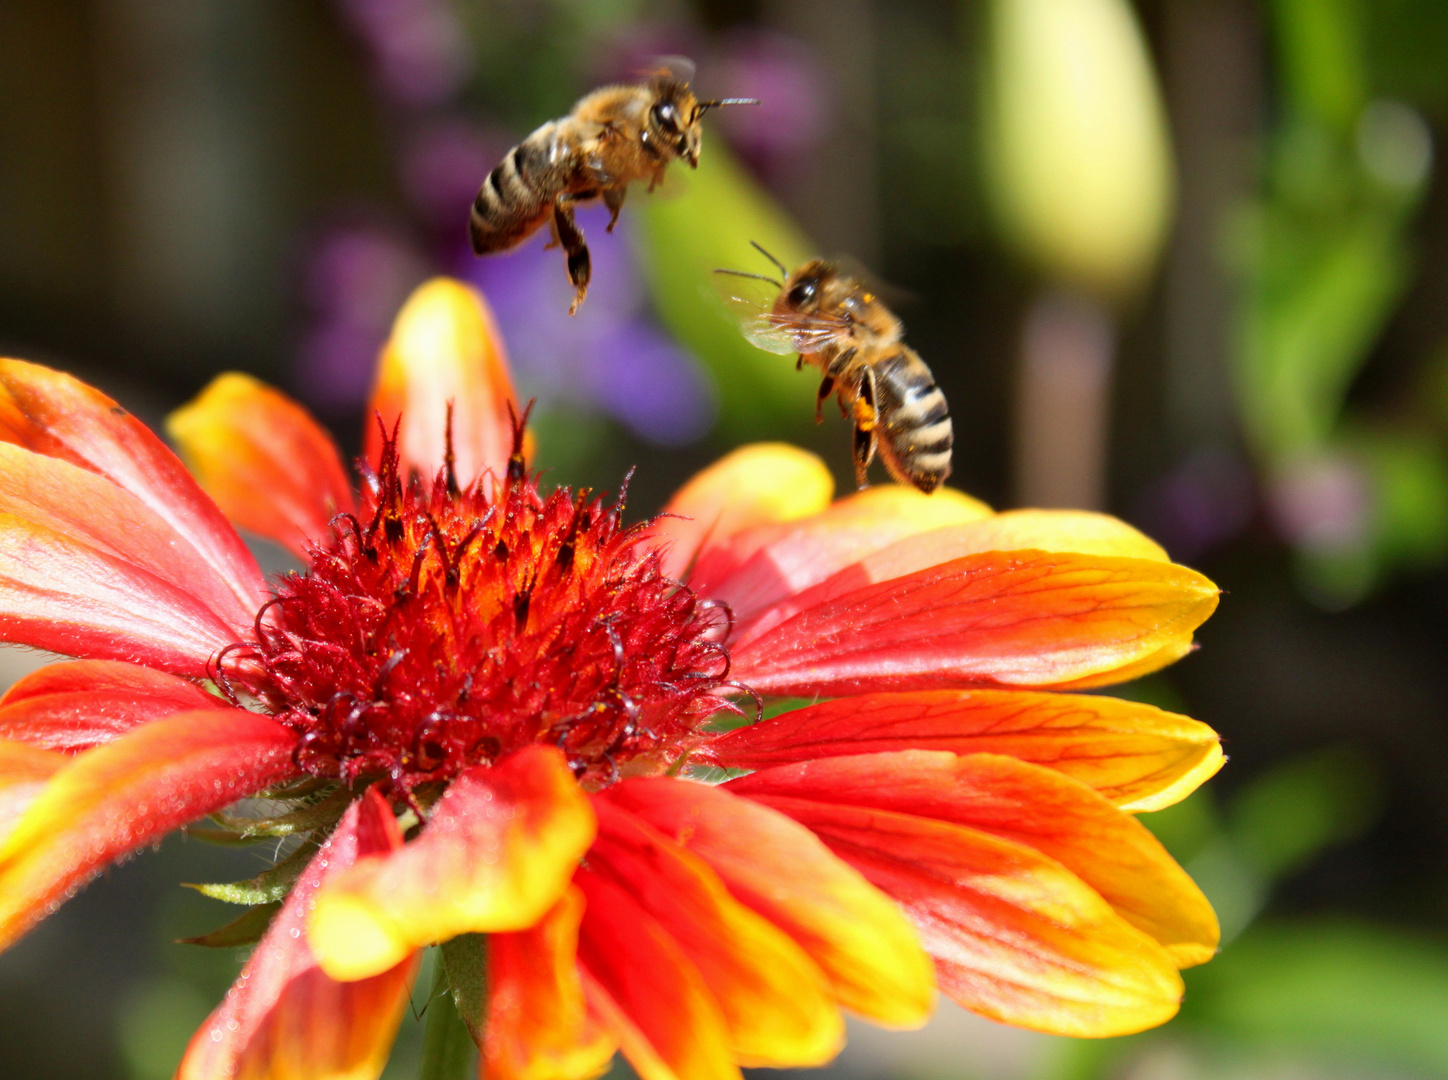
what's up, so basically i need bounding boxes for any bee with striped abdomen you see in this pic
[717,243,954,493]
[470,61,756,314]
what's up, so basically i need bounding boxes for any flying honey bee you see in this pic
[470,60,756,314]
[717,243,954,493]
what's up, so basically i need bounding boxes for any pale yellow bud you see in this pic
[981,0,1176,301]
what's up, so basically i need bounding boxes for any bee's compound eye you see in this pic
[651,102,680,132]
[788,279,818,306]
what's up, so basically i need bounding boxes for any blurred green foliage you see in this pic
[1231,0,1440,605]
[634,145,819,442]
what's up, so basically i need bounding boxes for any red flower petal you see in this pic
[486,886,617,1080]
[168,373,356,557]
[605,777,935,1029]
[177,788,418,1080]
[729,752,1219,967]
[576,868,739,1080]
[0,741,65,846]
[308,745,594,981]
[0,708,299,951]
[0,358,266,622]
[730,550,1219,696]
[0,659,220,753]
[0,510,245,676]
[652,444,835,580]
[690,485,993,623]
[769,797,1183,1036]
[364,279,520,487]
[705,689,1223,812]
[588,797,842,1067]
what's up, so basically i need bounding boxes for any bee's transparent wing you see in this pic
[645,55,696,85]
[712,273,797,355]
[766,312,857,353]
[712,272,859,355]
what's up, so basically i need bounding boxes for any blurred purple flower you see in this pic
[1134,447,1256,562]
[1269,452,1372,553]
[296,224,429,410]
[709,30,829,181]
[335,0,473,106]
[460,204,716,446]
[402,119,507,229]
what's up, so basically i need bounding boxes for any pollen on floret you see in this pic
[226,415,739,794]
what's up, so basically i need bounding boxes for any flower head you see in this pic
[0,277,1222,1080]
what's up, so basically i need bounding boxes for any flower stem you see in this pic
[417,957,476,1080]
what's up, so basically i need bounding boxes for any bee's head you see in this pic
[777,261,834,315]
[644,80,701,167]
[646,75,757,169]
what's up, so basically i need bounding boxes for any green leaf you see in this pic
[418,952,478,1080]
[184,840,318,905]
[1235,203,1411,461]
[1185,919,1448,1075]
[1227,743,1382,881]
[439,934,488,1047]
[179,902,282,948]
[633,144,818,442]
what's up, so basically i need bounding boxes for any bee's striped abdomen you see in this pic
[874,349,953,493]
[469,125,562,255]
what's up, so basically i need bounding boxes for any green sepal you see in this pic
[183,840,318,905]
[179,902,282,948]
[209,785,350,839]
[439,933,489,1048]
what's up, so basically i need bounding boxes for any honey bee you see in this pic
[470,60,756,314]
[717,243,954,493]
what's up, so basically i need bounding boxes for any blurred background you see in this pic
[2,0,1448,1077]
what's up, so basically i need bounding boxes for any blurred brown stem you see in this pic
[1014,290,1115,510]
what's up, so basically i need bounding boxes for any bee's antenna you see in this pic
[714,268,783,288]
[749,240,789,277]
[694,98,760,120]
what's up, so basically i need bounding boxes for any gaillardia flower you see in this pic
[0,279,1222,1080]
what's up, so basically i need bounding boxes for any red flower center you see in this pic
[233,428,737,794]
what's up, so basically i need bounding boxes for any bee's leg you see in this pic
[850,368,879,489]
[553,203,591,315]
[827,348,857,377]
[814,375,834,424]
[603,186,627,232]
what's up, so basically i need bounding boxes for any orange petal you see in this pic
[0,440,260,636]
[0,358,266,623]
[730,550,1220,696]
[168,373,355,557]
[0,741,66,846]
[652,444,834,580]
[605,777,935,1029]
[588,797,842,1067]
[308,746,594,981]
[364,278,520,488]
[177,788,418,1080]
[0,659,220,753]
[576,869,740,1080]
[706,689,1223,812]
[691,485,993,623]
[0,509,242,676]
[770,797,1183,1036]
[0,708,298,951]
[729,752,1219,968]
[486,886,617,1080]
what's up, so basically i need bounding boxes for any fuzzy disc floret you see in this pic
[234,435,737,792]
